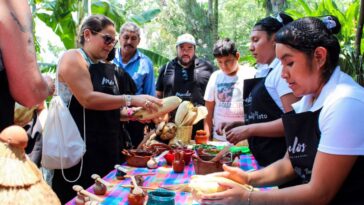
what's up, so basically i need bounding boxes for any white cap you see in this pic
[176,33,196,46]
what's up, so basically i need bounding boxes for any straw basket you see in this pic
[0,126,61,205]
[171,126,192,145]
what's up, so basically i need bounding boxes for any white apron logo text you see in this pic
[288,136,306,154]
[101,77,115,86]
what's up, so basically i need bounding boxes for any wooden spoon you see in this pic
[210,145,232,162]
[91,174,113,187]
[130,176,144,195]
[72,185,103,202]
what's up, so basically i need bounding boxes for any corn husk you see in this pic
[132,96,182,121]
[14,103,37,127]
[169,125,193,145]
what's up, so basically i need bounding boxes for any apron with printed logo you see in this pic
[283,109,364,204]
[243,73,286,167]
[53,61,123,203]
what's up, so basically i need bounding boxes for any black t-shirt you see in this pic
[156,57,215,106]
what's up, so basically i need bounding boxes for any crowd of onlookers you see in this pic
[1,1,364,204]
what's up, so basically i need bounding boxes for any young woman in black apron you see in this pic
[52,15,161,203]
[221,13,300,169]
[201,16,364,205]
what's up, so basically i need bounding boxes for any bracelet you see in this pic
[124,95,131,107]
[247,188,253,205]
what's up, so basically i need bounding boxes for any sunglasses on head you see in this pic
[92,30,118,46]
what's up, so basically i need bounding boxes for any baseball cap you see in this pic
[176,33,196,46]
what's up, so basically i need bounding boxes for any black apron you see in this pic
[0,52,15,131]
[162,59,206,136]
[243,73,287,167]
[283,109,364,205]
[163,59,205,106]
[52,63,123,204]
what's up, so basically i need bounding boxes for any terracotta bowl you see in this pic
[122,149,153,167]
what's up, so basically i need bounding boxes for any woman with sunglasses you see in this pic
[52,15,161,203]
[201,16,364,205]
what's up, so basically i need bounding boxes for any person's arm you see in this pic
[226,118,285,144]
[247,152,296,187]
[202,152,356,204]
[204,100,214,138]
[0,0,50,106]
[59,50,161,110]
[247,153,357,205]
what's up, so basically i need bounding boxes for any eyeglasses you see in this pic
[182,69,188,81]
[92,31,118,46]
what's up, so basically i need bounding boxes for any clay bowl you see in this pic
[122,149,154,167]
[164,149,194,166]
[146,143,171,155]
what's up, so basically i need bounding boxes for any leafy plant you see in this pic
[285,0,363,82]
[33,0,165,69]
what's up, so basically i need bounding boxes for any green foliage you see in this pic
[219,0,265,65]
[91,0,126,32]
[35,0,78,49]
[138,48,170,69]
[33,0,165,69]
[130,9,161,25]
[285,0,362,79]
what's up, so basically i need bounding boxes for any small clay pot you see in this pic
[93,182,107,195]
[172,151,185,173]
[195,130,208,144]
[164,149,193,165]
[128,193,146,205]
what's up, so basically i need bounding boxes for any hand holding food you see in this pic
[189,175,255,201]
[132,96,181,121]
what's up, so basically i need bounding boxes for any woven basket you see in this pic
[0,127,61,205]
[171,126,192,145]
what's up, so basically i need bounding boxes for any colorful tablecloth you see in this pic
[66,154,259,205]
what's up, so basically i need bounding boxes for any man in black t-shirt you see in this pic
[156,33,215,135]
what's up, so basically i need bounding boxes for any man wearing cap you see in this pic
[156,33,215,135]
[113,22,155,147]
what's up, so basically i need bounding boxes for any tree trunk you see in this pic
[265,0,273,15]
[355,0,364,86]
[271,0,286,15]
[355,0,364,57]
[213,0,218,43]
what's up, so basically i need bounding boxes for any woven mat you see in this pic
[66,154,260,205]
